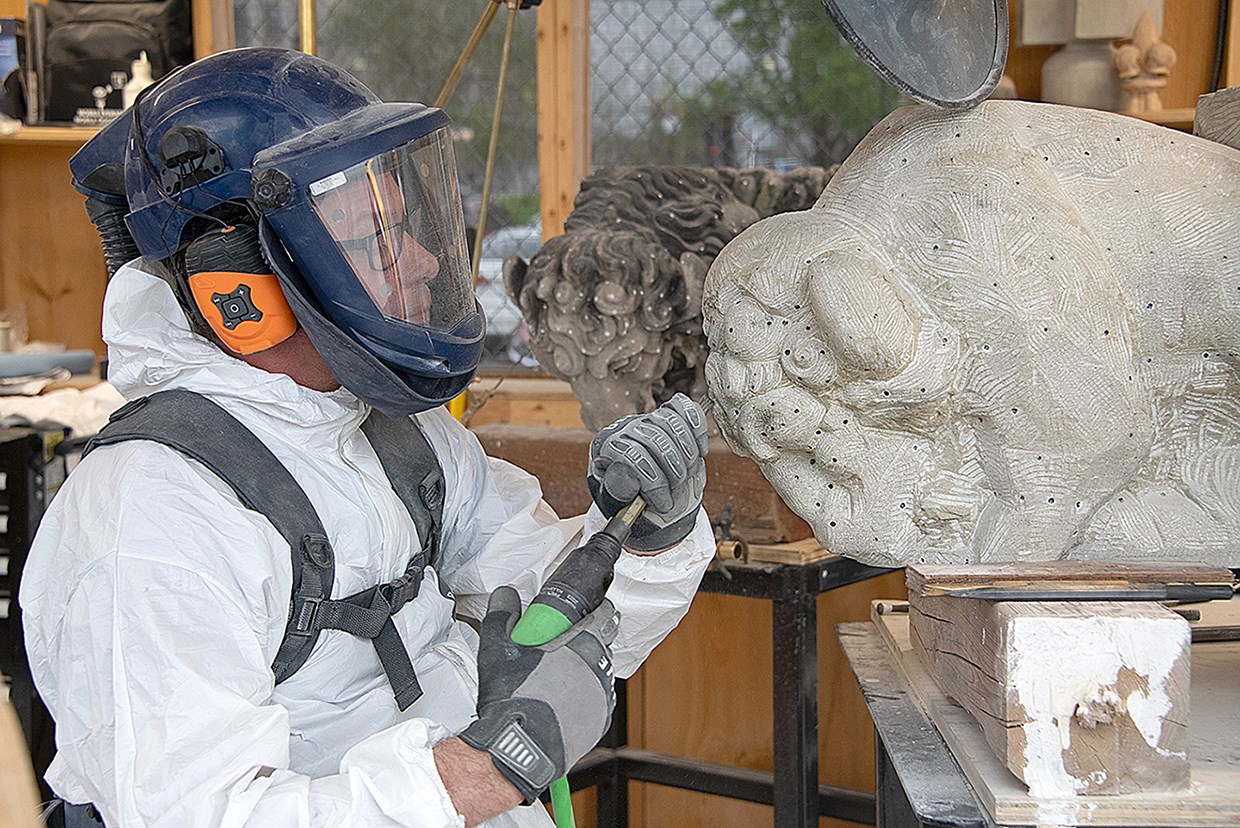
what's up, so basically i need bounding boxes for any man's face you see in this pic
[313,167,442,325]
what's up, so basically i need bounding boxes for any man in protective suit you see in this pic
[20,48,713,827]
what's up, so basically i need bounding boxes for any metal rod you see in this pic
[605,495,647,541]
[470,0,519,282]
[297,0,316,55]
[435,0,503,109]
[570,747,876,824]
[924,584,1237,602]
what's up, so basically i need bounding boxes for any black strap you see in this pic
[362,410,445,571]
[86,390,337,686]
[86,390,445,711]
[49,800,105,828]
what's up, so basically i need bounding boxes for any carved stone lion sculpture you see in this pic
[703,101,1240,568]
[504,164,833,431]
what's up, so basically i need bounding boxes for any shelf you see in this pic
[0,126,100,146]
[1124,107,1196,131]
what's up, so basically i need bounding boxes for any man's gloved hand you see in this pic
[588,393,708,552]
[458,586,619,805]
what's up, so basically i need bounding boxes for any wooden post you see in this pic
[0,698,40,828]
[535,0,589,241]
[192,0,235,59]
[1227,0,1240,88]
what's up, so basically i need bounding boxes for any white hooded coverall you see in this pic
[19,263,715,827]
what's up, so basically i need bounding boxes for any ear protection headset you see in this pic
[125,113,297,357]
[182,222,299,355]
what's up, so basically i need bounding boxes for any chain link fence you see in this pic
[232,0,541,371]
[230,0,901,372]
[591,0,903,169]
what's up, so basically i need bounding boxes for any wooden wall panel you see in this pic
[1005,2,1058,102]
[193,0,234,58]
[1006,0,1223,108]
[1225,0,1240,86]
[0,138,107,355]
[535,0,590,240]
[1161,0,1222,109]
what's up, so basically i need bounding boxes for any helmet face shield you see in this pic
[307,131,473,332]
[251,102,484,405]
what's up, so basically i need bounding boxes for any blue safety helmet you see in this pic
[71,47,484,415]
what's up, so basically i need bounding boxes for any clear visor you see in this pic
[307,129,473,331]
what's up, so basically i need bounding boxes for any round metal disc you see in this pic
[822,0,1009,109]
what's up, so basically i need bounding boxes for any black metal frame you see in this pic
[0,426,68,804]
[568,555,893,827]
[837,622,992,828]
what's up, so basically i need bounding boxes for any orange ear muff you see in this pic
[188,270,299,355]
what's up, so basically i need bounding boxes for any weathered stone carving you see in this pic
[703,100,1240,568]
[504,165,833,431]
[1115,12,1177,114]
[1193,86,1240,151]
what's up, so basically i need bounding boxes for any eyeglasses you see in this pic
[321,162,426,272]
[335,209,424,271]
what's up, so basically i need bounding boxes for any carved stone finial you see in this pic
[1114,12,1177,114]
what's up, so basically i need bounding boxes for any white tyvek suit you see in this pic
[20,263,714,827]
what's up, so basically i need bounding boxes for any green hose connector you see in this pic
[509,496,645,828]
[548,777,575,828]
[510,603,573,646]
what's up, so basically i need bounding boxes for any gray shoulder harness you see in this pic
[84,388,445,711]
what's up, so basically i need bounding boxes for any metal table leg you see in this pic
[772,564,818,827]
[876,732,920,828]
[576,560,890,826]
[839,623,989,828]
[595,679,630,826]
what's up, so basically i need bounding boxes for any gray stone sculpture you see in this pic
[703,100,1240,568]
[504,164,833,431]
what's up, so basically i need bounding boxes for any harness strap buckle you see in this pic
[381,567,423,614]
[291,596,322,635]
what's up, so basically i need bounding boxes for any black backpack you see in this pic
[41,0,192,123]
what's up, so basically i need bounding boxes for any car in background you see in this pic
[476,220,542,367]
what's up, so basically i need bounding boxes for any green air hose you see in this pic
[508,496,646,828]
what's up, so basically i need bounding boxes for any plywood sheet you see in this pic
[908,561,1235,601]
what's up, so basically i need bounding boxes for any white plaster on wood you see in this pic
[1006,607,1189,796]
[703,100,1240,568]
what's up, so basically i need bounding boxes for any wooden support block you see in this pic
[745,537,835,565]
[908,594,1191,796]
[870,603,1240,825]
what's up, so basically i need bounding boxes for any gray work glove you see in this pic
[458,586,619,805]
[588,393,708,551]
